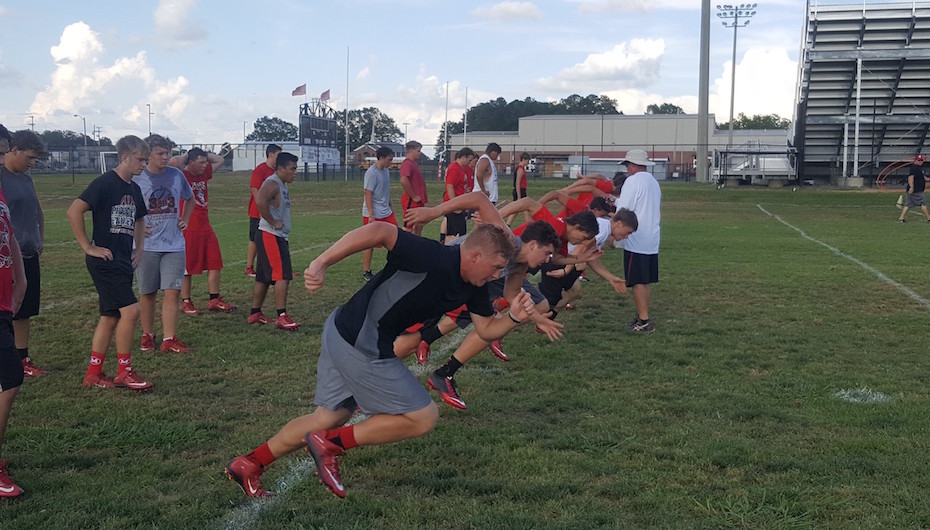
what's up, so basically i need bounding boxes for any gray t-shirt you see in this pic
[361,165,393,218]
[133,167,193,252]
[258,174,291,240]
[0,167,42,257]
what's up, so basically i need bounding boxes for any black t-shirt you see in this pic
[335,229,494,359]
[910,165,926,193]
[78,171,147,271]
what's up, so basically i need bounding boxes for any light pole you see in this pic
[716,3,757,148]
[146,103,153,135]
[243,121,248,143]
[402,122,409,145]
[73,114,87,147]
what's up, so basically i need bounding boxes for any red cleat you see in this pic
[275,312,300,331]
[305,432,346,498]
[248,312,271,325]
[416,341,431,365]
[82,372,114,388]
[0,460,24,499]
[113,368,153,391]
[489,340,509,362]
[140,333,155,352]
[22,358,48,377]
[159,337,190,353]
[427,371,467,410]
[225,455,273,498]
[207,296,238,313]
[244,266,257,278]
[181,299,199,315]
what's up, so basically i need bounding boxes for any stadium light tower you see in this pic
[146,103,153,135]
[717,3,757,148]
[73,114,87,147]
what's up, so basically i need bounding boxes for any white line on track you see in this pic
[757,203,930,310]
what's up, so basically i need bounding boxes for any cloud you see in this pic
[153,0,204,50]
[29,21,194,139]
[710,47,797,120]
[537,39,665,92]
[472,2,541,20]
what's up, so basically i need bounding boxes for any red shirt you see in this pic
[249,162,275,218]
[513,207,569,255]
[400,159,428,204]
[517,166,527,189]
[443,162,467,202]
[182,164,213,231]
[464,166,475,193]
[0,190,15,313]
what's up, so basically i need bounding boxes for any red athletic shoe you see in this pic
[140,333,155,352]
[489,340,509,362]
[416,341,431,365]
[305,432,346,498]
[225,455,273,498]
[0,460,24,499]
[492,297,509,312]
[248,312,271,325]
[244,266,257,278]
[113,368,153,391]
[427,371,467,410]
[207,296,238,313]
[181,299,199,315]
[564,303,575,310]
[275,312,300,331]
[159,337,190,353]
[82,372,114,388]
[22,358,49,377]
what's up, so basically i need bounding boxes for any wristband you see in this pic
[508,311,521,324]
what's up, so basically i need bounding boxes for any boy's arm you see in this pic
[256,181,282,229]
[37,201,45,255]
[497,197,543,220]
[168,152,188,169]
[474,158,489,194]
[364,189,375,220]
[132,218,145,269]
[304,223,399,292]
[585,257,627,294]
[67,199,112,260]
[179,199,194,230]
[10,235,26,314]
[405,192,507,232]
[207,152,224,172]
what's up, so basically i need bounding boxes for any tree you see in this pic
[554,94,620,115]
[718,113,791,130]
[246,116,298,141]
[646,102,685,115]
[335,107,403,155]
[434,121,465,161]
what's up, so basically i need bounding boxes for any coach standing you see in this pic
[615,149,661,333]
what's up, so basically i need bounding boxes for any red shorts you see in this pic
[363,213,398,248]
[184,228,223,275]
[400,194,426,229]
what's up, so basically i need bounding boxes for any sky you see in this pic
[0,0,810,147]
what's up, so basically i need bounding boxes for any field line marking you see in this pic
[757,204,930,310]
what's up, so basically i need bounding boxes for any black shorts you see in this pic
[256,231,293,285]
[0,316,23,392]
[623,250,659,287]
[249,217,261,242]
[513,188,527,201]
[13,254,40,320]
[86,257,137,317]
[538,263,583,307]
[445,212,467,236]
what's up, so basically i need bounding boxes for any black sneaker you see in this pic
[427,371,467,410]
[362,270,374,282]
[899,219,906,223]
[630,319,656,334]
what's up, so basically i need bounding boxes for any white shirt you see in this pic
[614,170,661,254]
[472,154,499,203]
[568,217,611,256]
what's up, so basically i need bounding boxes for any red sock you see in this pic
[327,425,358,450]
[248,443,276,468]
[86,351,105,376]
[117,353,131,375]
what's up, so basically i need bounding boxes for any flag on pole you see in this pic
[291,84,307,97]
[320,89,330,102]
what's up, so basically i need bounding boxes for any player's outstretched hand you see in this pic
[573,246,603,264]
[304,259,327,292]
[509,290,535,322]
[403,205,441,227]
[533,312,564,341]
[608,276,627,295]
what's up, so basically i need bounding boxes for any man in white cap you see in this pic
[614,149,661,333]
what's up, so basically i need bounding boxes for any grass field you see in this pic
[2,173,930,529]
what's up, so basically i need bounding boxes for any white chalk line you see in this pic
[757,204,930,311]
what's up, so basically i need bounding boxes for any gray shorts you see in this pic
[906,192,927,208]
[137,251,186,294]
[314,312,432,415]
[488,277,546,305]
